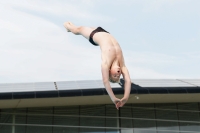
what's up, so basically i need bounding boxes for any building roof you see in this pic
[0,79,199,100]
[0,79,200,108]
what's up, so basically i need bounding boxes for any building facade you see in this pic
[0,79,200,133]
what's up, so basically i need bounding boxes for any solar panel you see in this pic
[178,79,200,87]
[131,79,194,87]
[0,82,56,93]
[0,83,35,92]
[56,81,79,90]
[34,82,55,91]
[76,80,100,89]
[94,80,105,88]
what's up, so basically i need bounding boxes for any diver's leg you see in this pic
[63,22,80,34]
[63,22,94,39]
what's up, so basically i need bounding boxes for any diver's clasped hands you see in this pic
[112,97,128,110]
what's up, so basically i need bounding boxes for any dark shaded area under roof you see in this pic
[0,79,199,100]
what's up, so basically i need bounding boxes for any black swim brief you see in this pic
[89,27,109,46]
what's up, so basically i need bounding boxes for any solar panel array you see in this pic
[0,79,199,93]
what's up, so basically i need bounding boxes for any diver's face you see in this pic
[110,66,122,81]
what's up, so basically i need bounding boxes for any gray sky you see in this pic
[0,0,199,83]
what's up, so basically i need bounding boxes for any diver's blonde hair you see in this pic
[109,77,120,84]
[109,71,122,85]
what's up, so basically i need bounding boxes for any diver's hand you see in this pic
[119,97,128,107]
[112,97,121,110]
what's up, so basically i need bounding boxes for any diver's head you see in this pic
[109,65,121,83]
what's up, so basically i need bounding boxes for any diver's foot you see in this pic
[63,22,71,32]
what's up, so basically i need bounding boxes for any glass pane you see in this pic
[15,114,26,124]
[178,103,200,121]
[26,126,52,133]
[0,109,12,123]
[133,128,156,133]
[80,105,105,132]
[80,116,105,127]
[132,104,156,133]
[156,110,178,120]
[80,128,105,133]
[178,103,199,111]
[106,129,119,133]
[27,107,53,125]
[121,129,133,133]
[0,109,26,133]
[15,125,26,133]
[54,106,79,126]
[155,103,178,120]
[155,103,179,132]
[27,114,52,124]
[157,131,200,133]
[53,127,78,133]
[80,105,105,116]
[156,103,178,110]
[179,122,200,132]
[179,111,200,121]
[0,125,12,133]
[133,119,156,130]
[106,105,119,133]
[178,103,200,132]
[132,104,155,119]
[54,115,78,126]
[156,131,179,133]
[15,108,27,124]
[106,118,118,128]
[105,105,117,118]
[156,121,179,133]
[120,104,133,128]
[0,114,12,123]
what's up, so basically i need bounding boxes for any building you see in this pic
[0,79,200,133]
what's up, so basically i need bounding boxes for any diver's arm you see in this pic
[121,66,131,100]
[101,62,116,100]
[101,62,121,109]
[118,52,131,104]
